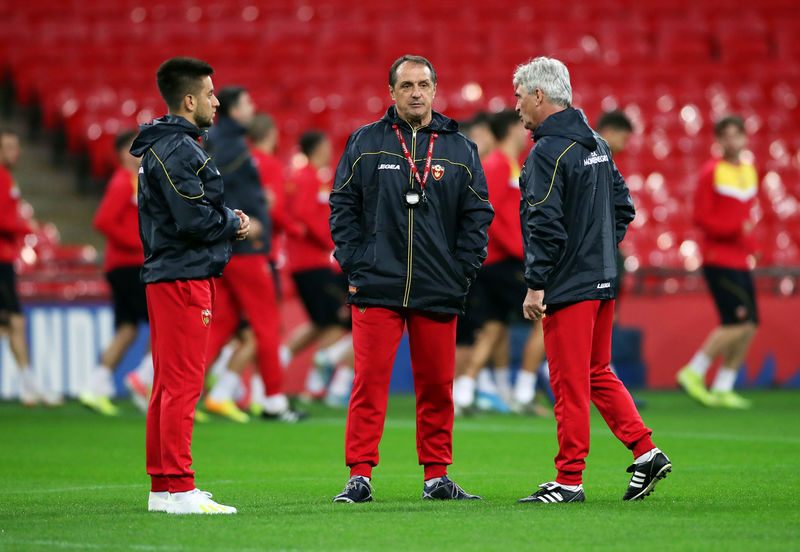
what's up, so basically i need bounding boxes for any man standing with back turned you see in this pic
[329,55,494,503]
[131,57,249,514]
[514,57,671,503]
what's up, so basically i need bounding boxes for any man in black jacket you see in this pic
[132,57,248,515]
[513,57,671,504]
[203,86,302,423]
[329,55,494,503]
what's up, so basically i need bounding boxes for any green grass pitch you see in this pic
[1,390,798,551]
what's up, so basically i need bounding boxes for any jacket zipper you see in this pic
[402,122,427,307]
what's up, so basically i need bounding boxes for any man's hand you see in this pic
[246,217,263,240]
[234,209,250,241]
[523,288,546,321]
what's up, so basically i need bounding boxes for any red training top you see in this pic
[0,165,32,263]
[285,164,335,273]
[483,149,524,264]
[93,167,144,271]
[693,158,759,270]
[251,148,304,262]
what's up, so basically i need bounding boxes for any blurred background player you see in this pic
[80,129,154,416]
[461,111,497,161]
[248,112,306,403]
[0,128,60,407]
[677,115,758,410]
[596,110,645,409]
[596,110,634,160]
[203,86,303,423]
[281,130,354,404]
[453,110,549,416]
[452,111,496,409]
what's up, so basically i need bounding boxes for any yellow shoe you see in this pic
[204,397,250,423]
[676,367,716,406]
[194,408,210,423]
[79,392,119,416]
[710,390,751,409]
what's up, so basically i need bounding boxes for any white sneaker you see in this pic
[148,491,169,512]
[19,375,62,407]
[166,488,237,515]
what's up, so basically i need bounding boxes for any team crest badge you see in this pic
[201,309,212,326]
[432,164,445,180]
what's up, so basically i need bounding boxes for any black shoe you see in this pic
[422,475,482,500]
[333,476,373,503]
[261,407,307,423]
[623,450,671,501]
[518,481,585,503]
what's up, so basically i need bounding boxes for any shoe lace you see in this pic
[192,489,213,499]
[344,477,373,493]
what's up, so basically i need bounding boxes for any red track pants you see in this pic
[205,254,283,396]
[543,299,655,485]
[346,306,456,480]
[146,279,214,493]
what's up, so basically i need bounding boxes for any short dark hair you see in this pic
[248,112,276,143]
[156,57,214,112]
[299,130,327,158]
[114,129,138,153]
[489,109,521,141]
[714,114,745,137]
[216,86,247,118]
[389,55,437,88]
[596,110,633,133]
[461,111,492,134]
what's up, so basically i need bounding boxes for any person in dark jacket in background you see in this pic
[131,57,248,515]
[203,86,303,424]
[329,55,494,503]
[513,57,671,504]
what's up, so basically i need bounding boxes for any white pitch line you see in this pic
[0,539,270,552]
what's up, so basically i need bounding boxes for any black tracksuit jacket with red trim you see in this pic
[131,115,241,284]
[519,106,635,305]
[329,107,494,314]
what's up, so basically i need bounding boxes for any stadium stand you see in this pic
[0,0,798,287]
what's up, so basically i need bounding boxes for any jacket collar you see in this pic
[381,106,459,133]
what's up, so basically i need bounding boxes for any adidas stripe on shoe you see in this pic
[623,450,672,501]
[518,481,585,504]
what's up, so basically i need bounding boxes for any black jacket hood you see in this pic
[533,107,597,151]
[380,106,459,133]
[131,114,205,156]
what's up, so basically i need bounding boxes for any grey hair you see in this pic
[513,57,572,108]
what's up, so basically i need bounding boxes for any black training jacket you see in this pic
[330,106,494,314]
[206,116,271,256]
[131,115,240,284]
[519,107,635,305]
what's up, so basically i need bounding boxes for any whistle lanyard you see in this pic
[393,124,437,191]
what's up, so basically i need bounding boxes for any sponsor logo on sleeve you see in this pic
[583,152,609,166]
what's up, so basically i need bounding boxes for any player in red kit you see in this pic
[677,115,758,409]
[81,129,153,416]
[453,110,549,416]
[284,131,354,403]
[0,128,61,407]
[202,86,304,423]
[132,57,248,514]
